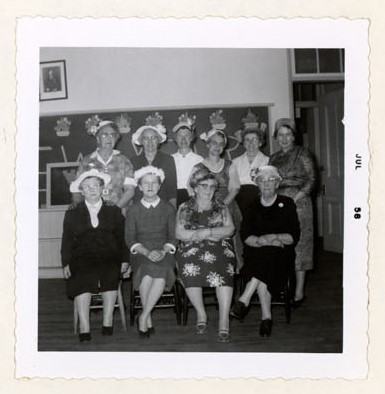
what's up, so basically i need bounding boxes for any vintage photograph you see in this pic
[16,19,368,379]
[39,60,68,101]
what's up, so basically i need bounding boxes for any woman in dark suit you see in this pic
[62,169,129,342]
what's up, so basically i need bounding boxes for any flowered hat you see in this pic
[85,115,119,137]
[70,169,111,193]
[134,166,165,183]
[200,129,228,145]
[250,165,282,183]
[132,112,167,145]
[172,112,196,134]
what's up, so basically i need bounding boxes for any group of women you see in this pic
[61,114,316,343]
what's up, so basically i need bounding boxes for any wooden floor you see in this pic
[38,250,342,352]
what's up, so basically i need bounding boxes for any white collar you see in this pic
[141,196,161,209]
[176,150,193,158]
[85,199,103,210]
[90,149,120,165]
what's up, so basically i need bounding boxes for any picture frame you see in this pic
[46,162,78,209]
[39,60,68,101]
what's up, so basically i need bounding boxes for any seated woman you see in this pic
[61,169,129,342]
[230,166,300,337]
[176,167,236,343]
[125,166,177,338]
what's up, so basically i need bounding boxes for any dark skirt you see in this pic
[241,246,293,297]
[67,257,121,298]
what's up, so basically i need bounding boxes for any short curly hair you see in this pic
[189,167,218,190]
[241,128,266,147]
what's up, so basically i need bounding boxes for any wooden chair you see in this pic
[129,279,182,326]
[177,280,219,326]
[73,281,127,334]
[237,275,292,323]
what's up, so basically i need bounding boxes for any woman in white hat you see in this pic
[125,166,176,338]
[71,118,136,212]
[171,113,203,207]
[63,169,130,342]
[130,113,177,208]
[230,165,300,337]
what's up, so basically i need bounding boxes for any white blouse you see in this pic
[232,151,269,186]
[172,150,204,189]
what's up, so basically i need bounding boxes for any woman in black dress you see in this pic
[230,165,300,337]
[61,169,129,342]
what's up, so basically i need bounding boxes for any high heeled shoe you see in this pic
[259,319,273,338]
[136,316,150,339]
[230,300,250,322]
[196,320,208,335]
[292,296,306,309]
[79,332,91,342]
[102,326,113,336]
[217,329,230,343]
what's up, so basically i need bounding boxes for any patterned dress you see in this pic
[269,146,316,271]
[76,150,135,204]
[176,197,236,288]
[189,160,243,271]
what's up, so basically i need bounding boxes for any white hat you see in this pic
[70,169,111,193]
[134,165,165,183]
[131,124,167,145]
[250,165,282,183]
[172,113,196,134]
[200,129,228,144]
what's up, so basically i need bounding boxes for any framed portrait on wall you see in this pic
[39,60,68,101]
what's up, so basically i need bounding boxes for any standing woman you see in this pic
[62,169,129,342]
[125,166,176,337]
[232,128,269,217]
[71,118,136,211]
[171,113,203,207]
[176,168,236,342]
[269,118,317,305]
[130,113,177,209]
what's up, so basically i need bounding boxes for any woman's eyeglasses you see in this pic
[100,133,118,139]
[197,183,217,191]
[256,177,278,184]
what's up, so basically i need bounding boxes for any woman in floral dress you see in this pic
[176,167,236,343]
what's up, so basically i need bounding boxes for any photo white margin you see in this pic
[15,17,369,379]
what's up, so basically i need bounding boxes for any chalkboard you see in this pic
[39,105,271,208]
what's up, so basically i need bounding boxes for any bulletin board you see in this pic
[39,105,271,208]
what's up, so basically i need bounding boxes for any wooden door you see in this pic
[318,86,344,252]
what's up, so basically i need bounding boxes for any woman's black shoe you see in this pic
[259,319,273,337]
[292,296,306,309]
[230,300,250,322]
[136,316,150,339]
[79,332,91,342]
[102,326,114,336]
[148,326,155,335]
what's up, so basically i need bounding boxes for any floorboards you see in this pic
[38,251,342,352]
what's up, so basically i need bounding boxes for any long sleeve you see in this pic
[114,207,130,262]
[298,148,316,195]
[125,205,138,251]
[60,210,75,267]
[284,198,301,246]
[166,204,177,246]
[240,201,257,242]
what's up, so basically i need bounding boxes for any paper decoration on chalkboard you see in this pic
[242,109,268,132]
[85,114,102,136]
[209,109,226,130]
[115,113,131,134]
[54,117,71,137]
